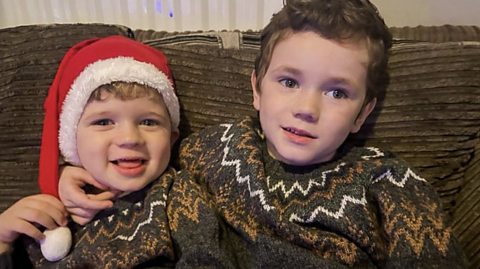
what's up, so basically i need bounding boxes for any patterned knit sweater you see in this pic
[177,117,466,268]
[0,116,466,268]
[1,167,227,269]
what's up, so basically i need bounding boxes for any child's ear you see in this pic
[251,70,261,111]
[351,98,376,133]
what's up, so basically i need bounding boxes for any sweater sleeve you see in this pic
[167,170,236,268]
[177,125,225,184]
[367,155,467,268]
[177,128,212,175]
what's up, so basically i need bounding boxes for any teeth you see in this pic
[112,159,145,164]
[284,127,314,138]
[285,127,301,135]
[286,127,296,134]
[113,159,144,168]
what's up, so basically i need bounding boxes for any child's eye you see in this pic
[140,119,160,126]
[92,119,113,126]
[326,89,347,99]
[279,78,299,88]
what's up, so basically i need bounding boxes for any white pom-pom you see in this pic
[40,226,72,262]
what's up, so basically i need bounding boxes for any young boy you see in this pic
[58,0,467,268]
[0,35,223,268]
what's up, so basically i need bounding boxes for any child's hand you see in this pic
[0,194,67,245]
[59,166,118,225]
[68,192,118,225]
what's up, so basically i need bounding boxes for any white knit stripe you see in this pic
[59,57,179,165]
[220,123,275,212]
[115,194,167,241]
[361,147,385,160]
[266,162,346,198]
[289,189,368,223]
[218,124,402,222]
[290,155,427,223]
[372,168,427,186]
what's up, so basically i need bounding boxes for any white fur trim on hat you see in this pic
[59,56,179,165]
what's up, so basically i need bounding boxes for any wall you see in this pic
[371,0,480,27]
[0,0,479,31]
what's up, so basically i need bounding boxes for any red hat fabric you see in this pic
[39,35,179,197]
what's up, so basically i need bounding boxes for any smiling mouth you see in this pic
[111,158,146,167]
[111,158,147,177]
[282,127,317,139]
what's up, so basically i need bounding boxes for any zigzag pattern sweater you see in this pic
[2,167,227,269]
[177,117,466,268]
[1,116,466,268]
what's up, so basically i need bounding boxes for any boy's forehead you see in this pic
[272,30,369,60]
[97,87,166,103]
[272,31,370,66]
[85,85,169,115]
[268,31,369,92]
[83,92,171,120]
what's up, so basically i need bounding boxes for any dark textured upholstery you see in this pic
[389,25,480,42]
[0,23,478,268]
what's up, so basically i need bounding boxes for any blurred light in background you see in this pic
[0,0,284,31]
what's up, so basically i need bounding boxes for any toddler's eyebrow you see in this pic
[142,111,169,119]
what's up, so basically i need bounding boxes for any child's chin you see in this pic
[119,183,147,193]
[289,160,314,166]
[279,155,313,166]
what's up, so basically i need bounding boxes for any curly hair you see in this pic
[254,0,392,103]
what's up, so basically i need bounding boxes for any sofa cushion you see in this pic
[389,25,480,42]
[143,40,257,135]
[361,41,480,212]
[0,24,133,213]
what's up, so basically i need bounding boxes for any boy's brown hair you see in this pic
[254,0,392,103]
[89,82,164,103]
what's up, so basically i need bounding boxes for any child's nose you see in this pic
[293,92,320,123]
[115,124,144,147]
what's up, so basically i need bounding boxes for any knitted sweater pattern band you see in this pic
[18,167,223,269]
[178,116,466,268]
[24,167,177,268]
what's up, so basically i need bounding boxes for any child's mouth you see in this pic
[111,158,146,167]
[282,127,317,145]
[111,158,147,177]
[282,127,316,139]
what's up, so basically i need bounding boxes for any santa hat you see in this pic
[39,35,179,197]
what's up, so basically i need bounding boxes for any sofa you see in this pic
[0,23,479,268]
